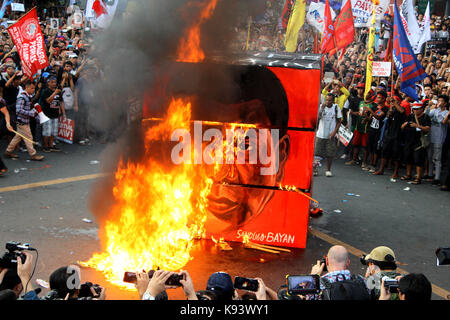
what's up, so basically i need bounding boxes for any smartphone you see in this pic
[233,277,259,292]
[383,277,399,293]
[286,275,320,295]
[122,270,184,287]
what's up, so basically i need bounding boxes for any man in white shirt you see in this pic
[425,95,449,185]
[315,93,342,177]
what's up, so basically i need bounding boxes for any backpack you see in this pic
[321,275,371,300]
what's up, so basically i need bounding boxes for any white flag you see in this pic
[91,0,118,29]
[306,1,336,34]
[401,0,421,52]
[414,2,431,54]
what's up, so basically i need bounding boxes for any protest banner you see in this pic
[350,0,390,27]
[372,61,392,77]
[7,8,49,79]
[57,117,75,144]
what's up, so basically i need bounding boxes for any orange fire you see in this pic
[82,1,221,288]
[81,98,213,287]
[176,0,218,63]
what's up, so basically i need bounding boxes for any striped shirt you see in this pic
[16,92,36,125]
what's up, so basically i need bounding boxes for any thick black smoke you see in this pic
[87,0,247,224]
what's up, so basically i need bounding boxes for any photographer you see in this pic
[42,265,106,300]
[379,273,432,301]
[310,245,370,300]
[135,269,197,300]
[362,246,402,300]
[0,251,36,300]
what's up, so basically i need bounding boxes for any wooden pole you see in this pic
[246,16,252,51]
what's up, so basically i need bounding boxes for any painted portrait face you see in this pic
[204,99,290,234]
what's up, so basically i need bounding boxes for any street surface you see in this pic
[0,140,448,300]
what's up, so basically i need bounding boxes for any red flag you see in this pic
[281,0,295,29]
[384,34,393,62]
[93,0,107,18]
[313,32,319,54]
[328,0,355,56]
[320,0,336,54]
[7,8,49,79]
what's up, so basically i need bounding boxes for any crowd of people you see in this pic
[0,4,113,175]
[230,1,450,190]
[0,244,433,301]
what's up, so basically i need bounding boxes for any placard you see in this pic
[57,117,74,144]
[372,61,391,77]
[11,3,25,12]
[337,124,354,147]
[50,18,59,30]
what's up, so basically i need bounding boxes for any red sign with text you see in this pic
[7,8,49,79]
[57,117,74,144]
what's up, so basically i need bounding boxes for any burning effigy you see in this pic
[81,0,321,287]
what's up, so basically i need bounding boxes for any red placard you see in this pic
[7,8,49,79]
[57,117,75,144]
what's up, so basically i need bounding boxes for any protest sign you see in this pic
[50,18,59,30]
[57,117,75,144]
[72,12,84,28]
[372,61,392,77]
[11,3,25,12]
[337,124,354,147]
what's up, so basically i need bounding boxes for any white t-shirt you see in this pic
[316,104,342,139]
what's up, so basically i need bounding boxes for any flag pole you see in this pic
[246,16,252,51]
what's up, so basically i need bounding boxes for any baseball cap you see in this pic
[356,82,365,89]
[363,246,396,263]
[412,101,424,109]
[206,272,234,300]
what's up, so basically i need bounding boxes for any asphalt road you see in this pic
[0,140,449,300]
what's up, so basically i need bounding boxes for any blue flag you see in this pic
[0,0,12,19]
[393,0,427,101]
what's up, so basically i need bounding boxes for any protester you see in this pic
[315,93,342,177]
[40,76,65,152]
[401,102,432,184]
[424,95,449,185]
[4,81,44,161]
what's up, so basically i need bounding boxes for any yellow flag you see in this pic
[284,0,306,53]
[364,1,378,99]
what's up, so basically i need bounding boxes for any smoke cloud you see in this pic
[87,0,247,224]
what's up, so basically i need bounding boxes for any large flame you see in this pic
[82,0,223,287]
[81,98,213,287]
[176,0,218,63]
